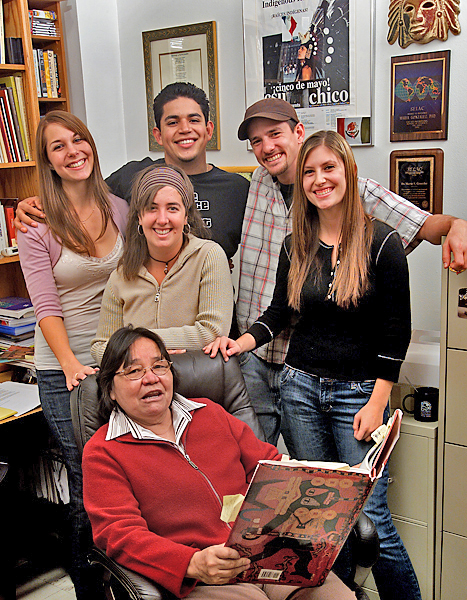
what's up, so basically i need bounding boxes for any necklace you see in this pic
[149,247,183,274]
[79,205,95,223]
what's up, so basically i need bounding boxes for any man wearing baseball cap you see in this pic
[236,97,467,446]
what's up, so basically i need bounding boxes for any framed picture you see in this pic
[390,149,444,214]
[142,21,220,151]
[242,0,375,144]
[390,51,450,142]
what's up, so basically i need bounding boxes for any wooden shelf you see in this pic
[0,255,20,265]
[0,161,36,168]
[0,63,26,71]
[38,96,66,102]
[31,35,60,42]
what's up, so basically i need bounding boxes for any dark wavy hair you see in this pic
[97,326,179,419]
[153,82,210,129]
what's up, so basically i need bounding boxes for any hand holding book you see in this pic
[223,409,402,587]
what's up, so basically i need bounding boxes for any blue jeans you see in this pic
[280,365,422,600]
[239,352,283,445]
[36,370,102,600]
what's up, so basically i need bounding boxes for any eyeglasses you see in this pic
[115,359,173,380]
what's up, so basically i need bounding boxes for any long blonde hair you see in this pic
[288,130,373,310]
[35,110,112,255]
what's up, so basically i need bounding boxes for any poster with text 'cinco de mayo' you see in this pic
[242,0,374,143]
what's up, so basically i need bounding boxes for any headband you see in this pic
[136,166,191,209]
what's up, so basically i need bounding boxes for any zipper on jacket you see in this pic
[183,450,227,522]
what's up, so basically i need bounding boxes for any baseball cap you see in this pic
[237,98,299,141]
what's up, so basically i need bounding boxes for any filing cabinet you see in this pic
[362,417,437,600]
[436,267,467,599]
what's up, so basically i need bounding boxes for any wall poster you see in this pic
[242,0,374,143]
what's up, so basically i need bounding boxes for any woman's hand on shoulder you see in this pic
[63,360,99,392]
[186,544,250,585]
[203,336,241,361]
[14,197,45,233]
[203,332,256,361]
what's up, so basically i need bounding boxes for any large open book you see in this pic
[225,409,402,587]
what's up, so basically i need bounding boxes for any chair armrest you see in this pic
[88,547,175,600]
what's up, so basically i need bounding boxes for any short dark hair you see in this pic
[97,326,178,418]
[153,82,210,129]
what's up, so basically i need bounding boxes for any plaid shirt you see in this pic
[236,167,429,366]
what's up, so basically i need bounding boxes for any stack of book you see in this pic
[29,9,58,36]
[0,297,35,343]
[33,48,61,99]
[0,74,31,162]
[0,298,35,374]
[0,198,17,251]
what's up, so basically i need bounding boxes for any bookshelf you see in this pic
[0,0,69,296]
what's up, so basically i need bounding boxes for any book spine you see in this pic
[0,205,8,250]
[5,87,25,161]
[38,50,47,97]
[31,9,57,20]
[0,106,12,162]
[48,50,58,98]
[0,89,21,161]
[14,76,31,160]
[43,50,52,98]
[54,54,61,97]
[0,94,17,161]
[4,206,16,246]
[32,50,42,97]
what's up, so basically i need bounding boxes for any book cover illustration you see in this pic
[227,463,373,587]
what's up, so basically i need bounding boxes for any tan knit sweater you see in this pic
[91,236,233,363]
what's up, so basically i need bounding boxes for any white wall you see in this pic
[64,0,467,332]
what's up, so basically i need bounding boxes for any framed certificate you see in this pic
[142,21,220,151]
[390,51,450,142]
[390,149,443,214]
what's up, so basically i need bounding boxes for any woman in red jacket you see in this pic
[82,326,355,600]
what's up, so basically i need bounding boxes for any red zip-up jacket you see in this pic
[82,398,280,598]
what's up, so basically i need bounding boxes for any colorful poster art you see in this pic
[242,0,374,138]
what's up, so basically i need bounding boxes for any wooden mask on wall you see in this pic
[388,0,461,48]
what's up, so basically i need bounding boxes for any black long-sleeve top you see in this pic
[247,220,411,382]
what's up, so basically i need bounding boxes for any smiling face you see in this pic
[110,337,174,428]
[301,144,347,216]
[45,123,94,186]
[138,186,187,259]
[153,97,214,174]
[248,117,305,185]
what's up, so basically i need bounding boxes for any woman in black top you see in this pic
[205,131,421,600]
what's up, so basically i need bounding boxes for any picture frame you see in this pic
[142,21,220,151]
[390,51,450,142]
[242,0,375,144]
[390,149,444,214]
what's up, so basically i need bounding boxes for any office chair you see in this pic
[71,351,378,600]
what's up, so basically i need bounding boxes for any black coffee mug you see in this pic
[402,386,439,422]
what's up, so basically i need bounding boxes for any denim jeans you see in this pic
[280,365,422,600]
[239,352,283,445]
[36,370,103,600]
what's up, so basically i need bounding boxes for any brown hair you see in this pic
[35,110,112,255]
[288,130,373,310]
[120,164,209,280]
